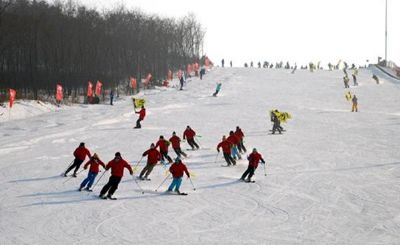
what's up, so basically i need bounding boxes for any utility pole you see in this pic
[385,0,388,66]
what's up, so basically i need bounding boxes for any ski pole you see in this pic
[155,173,171,192]
[91,169,108,192]
[132,156,143,173]
[132,176,144,194]
[188,177,196,191]
[61,160,74,175]
[214,152,220,163]
[195,136,202,148]
[263,162,267,176]
[63,169,85,184]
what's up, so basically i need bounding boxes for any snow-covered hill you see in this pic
[1,67,400,244]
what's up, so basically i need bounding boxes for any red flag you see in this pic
[186,64,192,74]
[87,81,93,97]
[144,73,152,87]
[205,56,210,67]
[130,77,137,90]
[167,70,173,81]
[95,80,102,96]
[56,84,63,101]
[9,89,16,108]
[177,70,183,80]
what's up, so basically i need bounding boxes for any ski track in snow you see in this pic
[1,68,400,244]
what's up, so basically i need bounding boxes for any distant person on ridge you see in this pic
[134,105,146,128]
[64,142,91,177]
[221,59,225,68]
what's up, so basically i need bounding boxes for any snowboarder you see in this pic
[217,135,236,166]
[167,157,190,195]
[99,152,133,200]
[169,131,187,158]
[155,135,173,164]
[240,148,265,182]
[139,143,161,180]
[213,83,222,97]
[235,126,247,153]
[271,110,282,134]
[134,105,146,128]
[110,90,114,105]
[343,76,350,88]
[352,68,358,86]
[352,95,358,112]
[227,131,241,160]
[183,126,199,150]
[79,153,105,192]
[64,142,91,177]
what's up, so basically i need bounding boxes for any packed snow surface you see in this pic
[1,68,400,244]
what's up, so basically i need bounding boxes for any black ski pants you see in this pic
[136,118,142,128]
[223,153,236,166]
[187,139,199,149]
[160,151,173,163]
[241,166,256,180]
[100,176,122,197]
[65,158,84,175]
[173,147,187,158]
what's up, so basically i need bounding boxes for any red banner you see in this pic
[9,89,16,108]
[186,64,192,74]
[130,77,137,90]
[205,56,210,67]
[144,73,152,87]
[95,80,102,96]
[87,81,93,97]
[56,84,63,101]
[168,70,173,80]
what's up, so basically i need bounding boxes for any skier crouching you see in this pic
[240,148,265,182]
[167,157,190,195]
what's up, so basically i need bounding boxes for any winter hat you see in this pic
[172,131,176,135]
[175,157,181,163]
[150,143,155,148]
[252,148,257,152]
[79,142,85,147]
[160,135,164,139]
[115,152,121,157]
[222,135,226,140]
[93,153,99,159]
[229,131,234,135]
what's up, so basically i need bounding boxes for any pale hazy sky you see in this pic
[58,0,399,67]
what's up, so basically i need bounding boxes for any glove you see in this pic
[217,149,220,153]
[84,166,88,170]
[130,171,134,175]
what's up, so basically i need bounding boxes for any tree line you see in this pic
[0,0,205,101]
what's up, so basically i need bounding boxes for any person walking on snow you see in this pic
[110,90,114,105]
[155,135,173,164]
[343,75,350,88]
[352,68,358,86]
[227,131,241,160]
[352,95,358,112]
[167,157,190,195]
[64,142,91,177]
[179,74,185,90]
[213,83,222,97]
[240,148,265,182]
[134,105,146,128]
[169,131,187,158]
[139,143,161,180]
[183,125,199,150]
[235,126,247,153]
[217,135,236,166]
[99,152,133,200]
[79,153,106,191]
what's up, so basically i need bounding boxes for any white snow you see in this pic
[1,67,400,244]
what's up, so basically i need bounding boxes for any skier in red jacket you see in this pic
[155,135,173,163]
[169,131,187,158]
[99,152,133,200]
[183,125,199,150]
[139,143,161,180]
[79,153,106,191]
[235,126,247,153]
[227,131,242,160]
[64,142,91,177]
[134,105,146,128]
[167,157,190,195]
[217,136,236,166]
[240,148,265,182]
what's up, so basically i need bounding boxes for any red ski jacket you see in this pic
[84,158,106,173]
[155,139,169,152]
[227,135,239,145]
[248,152,265,168]
[217,140,232,154]
[106,158,133,177]
[143,148,161,165]
[169,162,190,178]
[235,129,244,140]
[137,108,146,120]
[169,135,181,149]
[183,129,196,140]
[74,147,91,161]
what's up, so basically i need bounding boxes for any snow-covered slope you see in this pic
[1,68,400,244]
[0,100,60,123]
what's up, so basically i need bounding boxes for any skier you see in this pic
[79,153,105,192]
[134,105,146,128]
[179,73,185,90]
[99,152,133,200]
[200,67,206,80]
[213,83,222,97]
[217,135,236,166]
[167,157,190,195]
[271,110,282,134]
[139,143,161,180]
[110,89,114,105]
[352,95,358,112]
[169,131,187,158]
[230,61,232,67]
[183,125,199,150]
[240,148,265,182]
[352,68,358,86]
[64,142,91,177]
[155,135,173,164]
[372,74,379,84]
[235,126,247,153]
[227,131,241,160]
[343,76,350,88]
[221,59,225,68]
